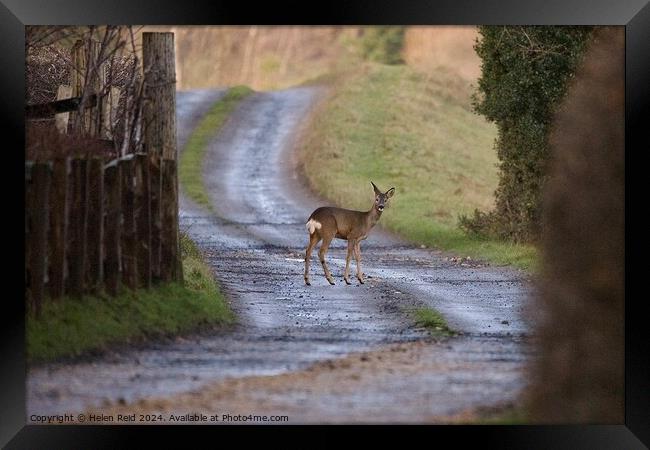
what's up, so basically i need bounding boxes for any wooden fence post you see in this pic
[120,158,138,289]
[86,157,104,292]
[25,163,33,308]
[150,156,162,281]
[143,32,177,161]
[68,158,89,297]
[48,158,68,300]
[29,164,51,315]
[104,163,121,296]
[135,154,152,288]
[69,40,84,131]
[160,160,174,282]
[143,32,182,283]
[69,39,104,136]
[55,85,72,134]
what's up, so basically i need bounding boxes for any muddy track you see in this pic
[28,87,534,422]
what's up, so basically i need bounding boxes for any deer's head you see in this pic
[371,181,395,213]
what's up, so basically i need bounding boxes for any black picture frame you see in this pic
[3,0,647,447]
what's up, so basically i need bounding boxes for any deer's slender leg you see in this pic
[319,234,335,285]
[354,241,364,284]
[344,239,355,285]
[304,232,320,286]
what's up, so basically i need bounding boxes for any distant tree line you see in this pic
[460,26,594,242]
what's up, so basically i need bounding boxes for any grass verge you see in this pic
[409,307,456,337]
[179,85,254,210]
[298,63,537,271]
[27,233,234,364]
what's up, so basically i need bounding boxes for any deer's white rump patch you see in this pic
[306,219,322,235]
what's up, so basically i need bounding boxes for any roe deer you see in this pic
[304,181,395,285]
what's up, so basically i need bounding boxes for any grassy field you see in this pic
[298,63,537,270]
[179,85,254,210]
[27,234,234,363]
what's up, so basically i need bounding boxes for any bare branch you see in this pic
[27,25,144,159]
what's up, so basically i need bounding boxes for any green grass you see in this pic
[27,233,234,363]
[299,64,537,270]
[410,307,455,336]
[179,85,254,210]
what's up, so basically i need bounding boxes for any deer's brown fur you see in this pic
[304,182,394,285]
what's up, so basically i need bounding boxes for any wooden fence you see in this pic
[25,154,181,314]
[25,32,182,316]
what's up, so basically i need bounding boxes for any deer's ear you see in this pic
[371,181,381,195]
[386,187,395,198]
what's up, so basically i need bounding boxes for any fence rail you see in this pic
[25,93,98,119]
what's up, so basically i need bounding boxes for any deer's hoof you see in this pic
[327,278,336,285]
[357,278,365,284]
[344,278,351,285]
[304,278,311,286]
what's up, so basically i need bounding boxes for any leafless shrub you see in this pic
[25,26,145,158]
[25,45,71,105]
[26,122,117,161]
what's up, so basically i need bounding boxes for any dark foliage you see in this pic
[460,26,593,242]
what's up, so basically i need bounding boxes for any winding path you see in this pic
[28,87,534,423]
